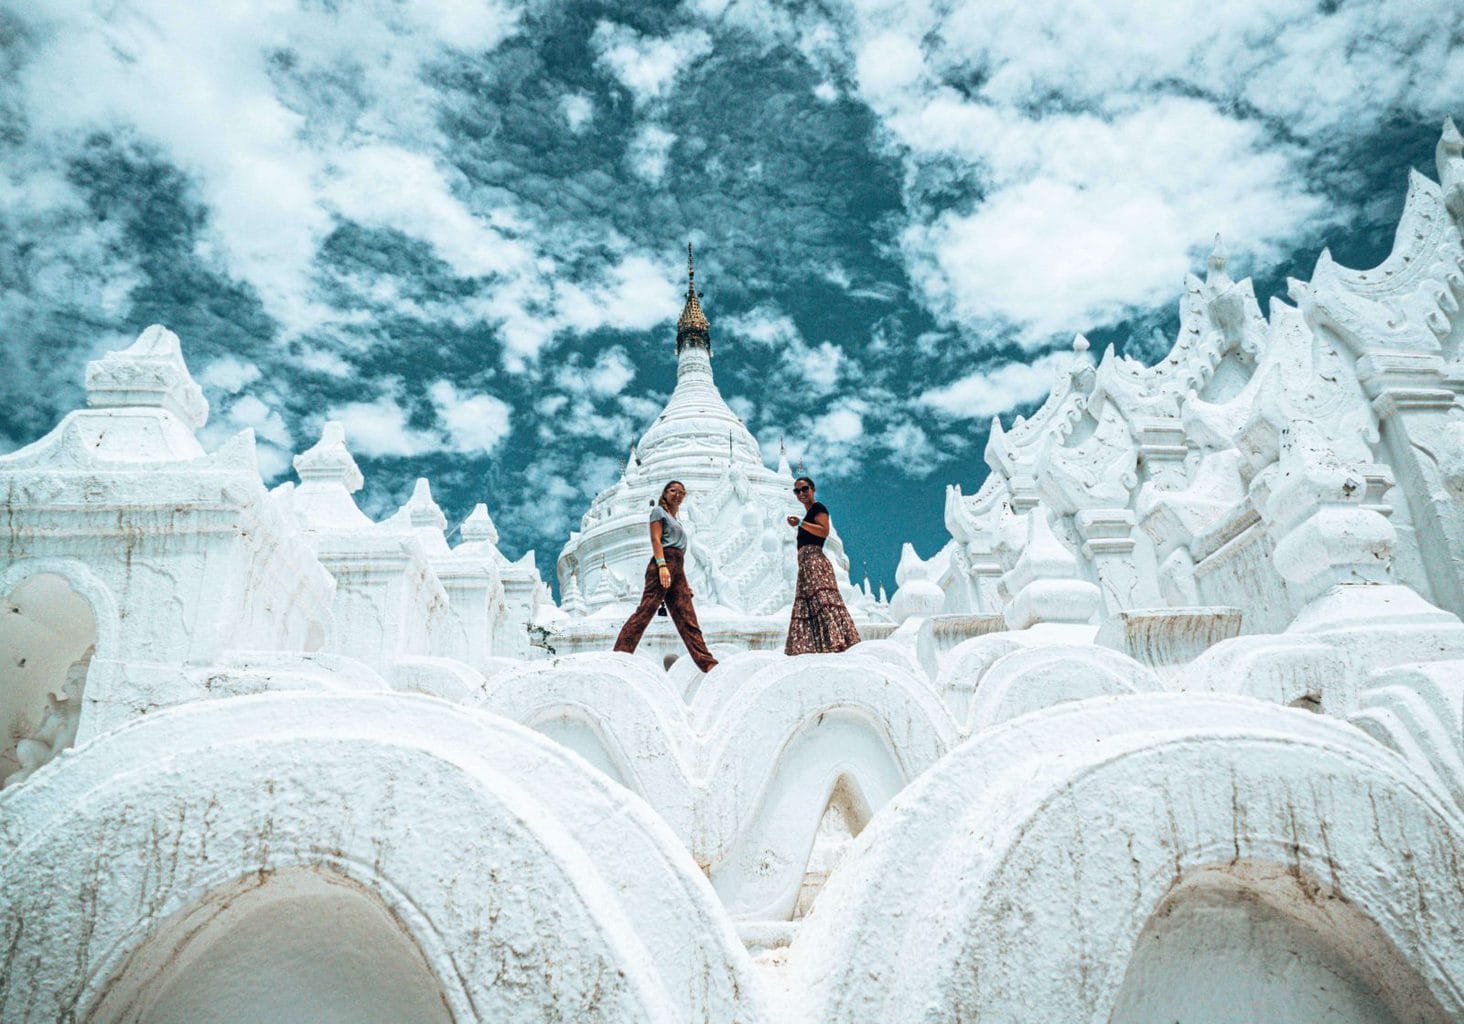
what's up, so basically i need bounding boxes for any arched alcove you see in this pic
[786,695,1464,1024]
[90,869,453,1024]
[710,707,919,921]
[0,572,98,786]
[793,774,871,919]
[1112,864,1450,1024]
[529,707,634,789]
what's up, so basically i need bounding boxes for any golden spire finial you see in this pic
[676,239,710,353]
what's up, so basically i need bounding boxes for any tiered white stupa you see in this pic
[548,244,886,660]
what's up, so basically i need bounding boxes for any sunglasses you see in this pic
[793,485,811,493]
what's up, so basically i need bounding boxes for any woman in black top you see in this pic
[783,476,861,655]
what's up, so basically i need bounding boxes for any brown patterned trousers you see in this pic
[613,548,719,672]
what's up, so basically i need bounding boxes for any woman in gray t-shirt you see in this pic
[612,480,719,672]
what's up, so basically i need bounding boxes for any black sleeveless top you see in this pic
[797,502,829,549]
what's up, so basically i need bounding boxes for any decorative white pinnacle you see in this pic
[398,478,447,532]
[460,502,500,547]
[84,324,209,428]
[294,421,365,493]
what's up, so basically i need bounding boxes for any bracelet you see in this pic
[655,557,666,566]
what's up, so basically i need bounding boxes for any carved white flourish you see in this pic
[1295,170,1464,357]
[1038,397,1139,515]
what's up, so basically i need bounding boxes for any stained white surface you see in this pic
[2,122,1464,1024]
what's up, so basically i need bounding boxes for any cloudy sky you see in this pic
[1,1,1459,591]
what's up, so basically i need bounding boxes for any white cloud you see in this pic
[926,0,1455,140]
[854,31,925,102]
[724,305,801,346]
[591,22,713,107]
[228,394,293,450]
[627,124,677,184]
[917,351,1072,420]
[324,144,536,279]
[199,356,262,394]
[561,92,595,133]
[788,340,845,396]
[538,394,569,417]
[814,406,864,443]
[811,0,1463,349]
[897,97,1331,346]
[555,253,679,335]
[297,349,354,377]
[586,348,636,398]
[723,305,849,395]
[507,455,622,543]
[727,395,756,422]
[328,393,437,458]
[780,397,874,478]
[881,420,940,476]
[429,380,513,455]
[5,0,522,337]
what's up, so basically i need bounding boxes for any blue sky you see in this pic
[1,1,1460,592]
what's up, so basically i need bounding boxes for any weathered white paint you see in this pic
[787,695,1464,1024]
[2,121,1464,1024]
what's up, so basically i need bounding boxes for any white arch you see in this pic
[788,693,1464,1023]
[841,638,923,677]
[0,558,120,664]
[1111,862,1448,1023]
[966,642,1163,732]
[0,692,766,1024]
[697,656,958,920]
[91,866,454,1024]
[1180,632,1353,713]
[0,559,113,783]
[391,654,488,703]
[689,649,787,729]
[479,654,695,837]
[1350,659,1464,814]
[932,633,1029,723]
[689,649,787,714]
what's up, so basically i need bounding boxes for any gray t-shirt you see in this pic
[650,506,686,550]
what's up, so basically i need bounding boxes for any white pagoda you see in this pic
[546,245,886,661]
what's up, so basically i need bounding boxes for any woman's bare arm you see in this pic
[800,512,830,538]
[650,519,670,586]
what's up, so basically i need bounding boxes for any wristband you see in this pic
[655,557,667,566]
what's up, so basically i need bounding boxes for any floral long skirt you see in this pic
[785,546,862,655]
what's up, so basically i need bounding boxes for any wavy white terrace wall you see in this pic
[787,695,1464,1024]
[92,868,452,1024]
[477,651,957,922]
[0,691,768,1024]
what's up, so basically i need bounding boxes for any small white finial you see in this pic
[1208,234,1227,273]
[1072,335,1090,354]
[460,502,499,546]
[399,477,446,531]
[294,420,365,492]
[85,324,209,427]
